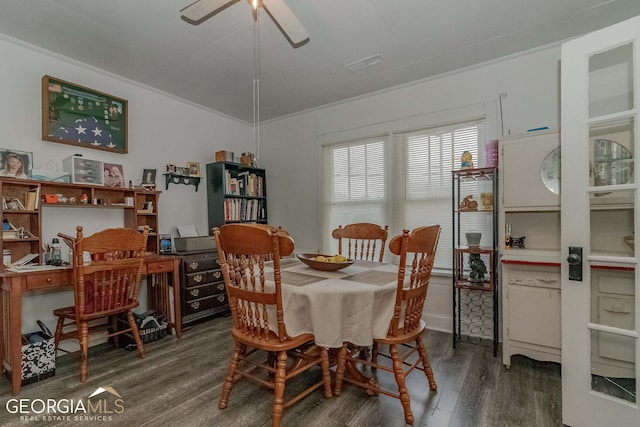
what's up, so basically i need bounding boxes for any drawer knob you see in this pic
[190,289,200,297]
[217,295,225,302]
[47,278,52,283]
[217,283,224,290]
[214,271,221,279]
[194,274,203,283]
[190,301,200,310]
[189,261,199,270]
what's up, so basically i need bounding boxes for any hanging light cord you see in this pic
[252,3,261,160]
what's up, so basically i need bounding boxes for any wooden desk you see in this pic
[142,254,183,339]
[0,255,182,395]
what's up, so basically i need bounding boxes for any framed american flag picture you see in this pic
[42,75,128,154]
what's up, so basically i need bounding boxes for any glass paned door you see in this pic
[561,15,639,426]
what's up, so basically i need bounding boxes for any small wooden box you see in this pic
[215,151,234,162]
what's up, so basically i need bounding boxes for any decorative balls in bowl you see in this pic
[296,253,355,271]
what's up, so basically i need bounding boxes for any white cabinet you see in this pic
[501,129,560,209]
[499,130,562,367]
[502,261,561,367]
[499,130,561,254]
[500,129,637,375]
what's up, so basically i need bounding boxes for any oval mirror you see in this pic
[541,147,561,195]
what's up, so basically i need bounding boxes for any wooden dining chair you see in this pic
[53,226,149,382]
[332,223,389,262]
[213,224,332,427]
[334,225,441,425]
[250,224,291,260]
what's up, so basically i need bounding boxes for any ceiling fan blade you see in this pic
[180,0,241,25]
[261,0,310,48]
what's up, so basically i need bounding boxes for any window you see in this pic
[323,120,485,270]
[322,136,387,254]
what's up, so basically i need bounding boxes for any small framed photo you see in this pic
[104,163,125,188]
[0,149,33,179]
[159,234,172,254]
[142,169,156,185]
[137,200,154,212]
[166,164,176,174]
[187,162,200,177]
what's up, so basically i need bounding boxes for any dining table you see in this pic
[264,257,400,390]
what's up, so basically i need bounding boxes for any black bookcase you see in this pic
[206,161,268,233]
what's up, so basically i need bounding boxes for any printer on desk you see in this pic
[174,225,216,253]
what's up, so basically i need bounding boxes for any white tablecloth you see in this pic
[265,259,399,348]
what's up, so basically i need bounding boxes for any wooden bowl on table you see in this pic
[296,253,355,271]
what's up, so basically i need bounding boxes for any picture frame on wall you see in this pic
[103,163,125,188]
[42,75,128,154]
[0,149,32,179]
[187,162,200,177]
[142,169,156,185]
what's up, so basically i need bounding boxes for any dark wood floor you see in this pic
[0,316,563,426]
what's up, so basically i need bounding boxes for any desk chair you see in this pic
[334,225,441,425]
[332,223,389,262]
[53,226,149,382]
[214,224,332,427]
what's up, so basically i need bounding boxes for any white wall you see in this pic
[1,35,563,336]
[259,46,562,332]
[0,36,253,335]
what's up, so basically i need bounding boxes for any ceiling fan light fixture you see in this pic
[180,0,309,48]
[345,54,385,72]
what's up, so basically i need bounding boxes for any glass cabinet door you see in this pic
[561,15,639,427]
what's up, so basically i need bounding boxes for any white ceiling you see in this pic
[1,0,639,123]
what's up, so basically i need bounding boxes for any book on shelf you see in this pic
[3,220,20,239]
[3,197,25,210]
[228,178,238,195]
[3,228,35,239]
[25,188,39,210]
[237,171,250,196]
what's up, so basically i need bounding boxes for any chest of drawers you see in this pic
[179,250,229,325]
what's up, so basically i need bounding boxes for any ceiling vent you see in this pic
[345,54,385,71]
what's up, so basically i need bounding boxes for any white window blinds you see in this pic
[322,119,485,270]
[322,136,387,254]
[393,121,485,270]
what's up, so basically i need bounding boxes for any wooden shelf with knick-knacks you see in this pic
[163,173,201,191]
[0,177,163,269]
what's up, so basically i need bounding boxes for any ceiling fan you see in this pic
[180,0,310,48]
